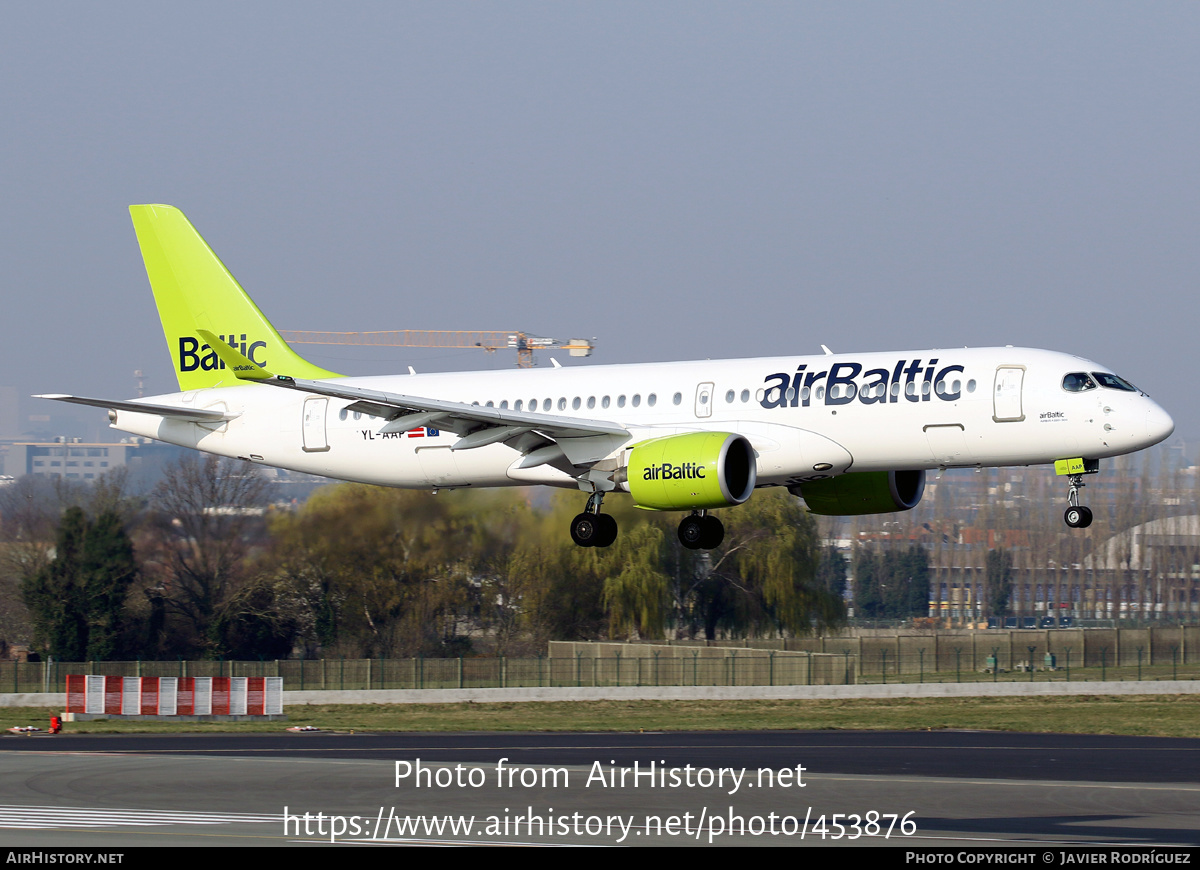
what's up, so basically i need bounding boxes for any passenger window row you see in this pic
[466,387,761,413]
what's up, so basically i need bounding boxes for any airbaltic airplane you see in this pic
[40,205,1174,549]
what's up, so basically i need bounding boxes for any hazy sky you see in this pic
[3,3,1198,440]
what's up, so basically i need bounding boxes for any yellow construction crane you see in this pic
[278,330,594,368]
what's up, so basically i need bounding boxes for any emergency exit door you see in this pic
[695,382,714,418]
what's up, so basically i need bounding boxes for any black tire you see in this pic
[570,512,598,547]
[678,515,705,549]
[1064,506,1093,529]
[699,515,724,549]
[594,513,619,548]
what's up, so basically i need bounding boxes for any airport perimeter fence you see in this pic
[4,649,1200,695]
[1,654,855,693]
[848,647,1200,684]
[552,633,1200,686]
[815,626,1200,684]
[6,628,1198,693]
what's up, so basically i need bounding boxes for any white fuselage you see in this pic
[110,346,1174,493]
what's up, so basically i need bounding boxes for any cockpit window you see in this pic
[1092,372,1138,392]
[1062,372,1097,392]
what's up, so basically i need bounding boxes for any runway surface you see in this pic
[1,731,1197,847]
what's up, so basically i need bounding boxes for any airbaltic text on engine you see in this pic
[643,462,706,481]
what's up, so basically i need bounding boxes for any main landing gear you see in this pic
[568,497,725,551]
[678,511,724,550]
[570,491,618,548]
[1064,474,1093,529]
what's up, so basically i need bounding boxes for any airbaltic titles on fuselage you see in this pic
[176,337,968,419]
[760,358,967,408]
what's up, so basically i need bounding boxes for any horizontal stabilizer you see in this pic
[34,394,236,423]
[196,329,274,380]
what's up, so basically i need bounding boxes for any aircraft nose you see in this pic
[1145,401,1174,445]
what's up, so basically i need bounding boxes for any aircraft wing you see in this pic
[199,333,631,466]
[264,375,629,440]
[35,394,237,422]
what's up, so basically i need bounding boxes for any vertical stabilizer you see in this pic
[129,204,342,391]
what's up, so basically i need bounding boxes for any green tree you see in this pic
[817,546,848,601]
[503,492,611,643]
[0,470,134,648]
[265,484,843,651]
[21,506,138,660]
[81,510,139,659]
[596,520,672,639]
[267,485,518,656]
[885,545,931,618]
[985,548,1013,617]
[854,544,930,620]
[696,492,843,638]
[853,546,883,618]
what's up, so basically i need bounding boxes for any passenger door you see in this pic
[992,366,1025,422]
[302,397,330,452]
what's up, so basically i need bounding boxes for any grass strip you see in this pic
[2,695,1200,738]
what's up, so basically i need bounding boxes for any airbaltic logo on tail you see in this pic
[643,461,706,481]
[761,358,968,409]
[179,335,267,372]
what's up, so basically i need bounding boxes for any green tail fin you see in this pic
[129,204,342,391]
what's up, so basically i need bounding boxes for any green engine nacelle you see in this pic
[625,432,757,511]
[790,470,925,516]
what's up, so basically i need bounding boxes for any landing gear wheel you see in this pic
[1064,506,1093,529]
[571,512,600,547]
[571,512,619,547]
[678,515,705,549]
[594,513,618,548]
[678,514,724,550]
[700,515,724,549]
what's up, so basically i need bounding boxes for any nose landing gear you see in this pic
[1057,458,1099,529]
[1062,471,1093,528]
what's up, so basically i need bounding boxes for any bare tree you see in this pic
[147,454,269,655]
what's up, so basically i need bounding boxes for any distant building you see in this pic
[1082,515,1200,619]
[3,437,184,484]
[2,436,334,503]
